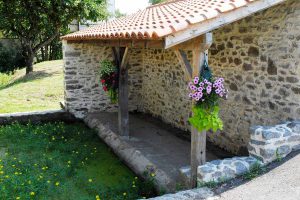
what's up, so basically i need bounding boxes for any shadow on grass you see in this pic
[0,70,55,90]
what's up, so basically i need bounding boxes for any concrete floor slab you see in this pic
[84,112,230,192]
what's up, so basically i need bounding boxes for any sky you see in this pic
[115,0,149,15]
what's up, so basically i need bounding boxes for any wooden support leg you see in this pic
[190,128,206,188]
[190,48,207,188]
[118,47,130,137]
[118,65,129,137]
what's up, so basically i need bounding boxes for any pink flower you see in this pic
[206,86,212,94]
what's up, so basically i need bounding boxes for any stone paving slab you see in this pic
[84,112,221,192]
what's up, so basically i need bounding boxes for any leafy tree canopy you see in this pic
[0,0,108,74]
[149,0,166,5]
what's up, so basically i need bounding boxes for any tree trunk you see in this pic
[25,53,34,74]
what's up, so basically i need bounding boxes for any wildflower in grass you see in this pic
[0,171,3,174]
[123,192,127,196]
[88,179,93,183]
[96,195,100,200]
[67,161,71,164]
[151,173,155,177]
[30,192,35,196]
[16,197,20,200]
[55,181,60,186]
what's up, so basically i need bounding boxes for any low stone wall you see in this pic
[248,121,300,163]
[197,157,261,183]
[0,110,78,125]
[179,156,261,185]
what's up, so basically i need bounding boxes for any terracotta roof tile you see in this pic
[62,0,257,40]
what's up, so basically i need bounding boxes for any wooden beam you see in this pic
[118,47,130,137]
[190,48,206,188]
[165,0,284,48]
[174,50,192,81]
[68,39,165,49]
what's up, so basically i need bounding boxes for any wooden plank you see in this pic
[68,39,165,49]
[118,47,130,137]
[165,0,284,48]
[174,50,192,81]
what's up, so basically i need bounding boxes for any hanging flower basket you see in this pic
[99,60,118,104]
[188,76,228,132]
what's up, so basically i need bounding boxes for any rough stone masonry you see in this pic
[63,0,300,155]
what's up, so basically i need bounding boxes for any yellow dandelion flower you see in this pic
[96,195,100,199]
[123,192,127,196]
[88,179,93,183]
[55,182,60,186]
[151,173,155,177]
[30,192,35,196]
[0,171,4,174]
[16,197,20,200]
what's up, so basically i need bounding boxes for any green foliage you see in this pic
[115,9,126,18]
[149,0,166,5]
[0,122,156,199]
[0,0,108,73]
[188,105,223,132]
[99,60,118,103]
[0,42,25,74]
[243,162,265,180]
[99,60,117,77]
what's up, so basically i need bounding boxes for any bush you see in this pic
[0,41,25,74]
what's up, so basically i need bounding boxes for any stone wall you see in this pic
[208,0,300,154]
[249,121,300,163]
[63,42,143,118]
[63,0,300,154]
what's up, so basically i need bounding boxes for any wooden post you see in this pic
[118,47,129,137]
[190,49,207,188]
[112,47,130,137]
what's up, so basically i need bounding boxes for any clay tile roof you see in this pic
[61,0,256,40]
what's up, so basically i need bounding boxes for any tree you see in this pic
[149,0,165,5]
[115,9,126,18]
[0,0,108,74]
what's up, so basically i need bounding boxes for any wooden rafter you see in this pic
[68,39,164,49]
[174,50,192,81]
[165,0,285,48]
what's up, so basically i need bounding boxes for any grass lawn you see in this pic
[0,122,156,200]
[0,60,64,114]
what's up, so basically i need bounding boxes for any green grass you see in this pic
[0,122,156,200]
[0,60,64,114]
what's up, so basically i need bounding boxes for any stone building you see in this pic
[61,0,300,156]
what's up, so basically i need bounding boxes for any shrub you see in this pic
[0,41,25,74]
